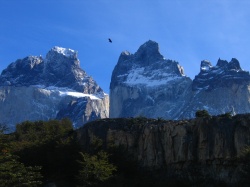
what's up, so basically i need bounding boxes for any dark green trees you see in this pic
[0,124,42,187]
[13,119,79,186]
[0,119,79,186]
[76,151,116,186]
[0,153,42,187]
[195,110,211,118]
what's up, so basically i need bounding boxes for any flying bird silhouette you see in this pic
[108,38,112,43]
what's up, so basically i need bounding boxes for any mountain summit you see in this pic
[0,47,109,131]
[0,47,102,94]
[110,40,250,119]
[110,40,192,118]
[192,58,248,91]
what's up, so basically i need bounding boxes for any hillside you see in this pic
[2,114,250,186]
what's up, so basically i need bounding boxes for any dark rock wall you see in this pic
[77,115,250,185]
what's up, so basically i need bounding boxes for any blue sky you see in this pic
[1,0,250,92]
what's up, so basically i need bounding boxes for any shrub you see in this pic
[0,154,42,187]
[0,124,8,134]
[76,151,116,186]
[218,112,232,119]
[195,110,211,118]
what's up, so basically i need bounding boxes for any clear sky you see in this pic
[1,0,250,93]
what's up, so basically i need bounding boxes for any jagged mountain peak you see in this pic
[110,40,192,118]
[51,46,77,58]
[215,58,241,69]
[7,55,43,71]
[228,58,241,70]
[121,50,131,56]
[0,56,44,86]
[199,58,242,74]
[110,40,250,120]
[134,40,163,65]
[200,60,212,72]
[136,40,159,52]
[216,58,228,67]
[117,40,162,65]
[0,46,103,94]
[110,40,189,89]
[0,47,109,130]
[193,57,249,91]
[46,46,80,68]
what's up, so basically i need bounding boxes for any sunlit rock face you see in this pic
[77,115,250,185]
[110,40,250,119]
[181,58,250,118]
[0,47,109,131]
[110,40,192,119]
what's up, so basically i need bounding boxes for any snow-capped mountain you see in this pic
[180,58,250,118]
[110,40,192,118]
[192,58,249,91]
[110,40,250,119]
[0,47,109,131]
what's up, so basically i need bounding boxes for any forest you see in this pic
[1,112,250,187]
[0,119,118,187]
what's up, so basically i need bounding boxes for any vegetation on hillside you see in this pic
[195,110,211,118]
[0,119,116,186]
[1,113,250,186]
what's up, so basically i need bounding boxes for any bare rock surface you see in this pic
[77,115,250,185]
[0,46,109,130]
[110,40,250,119]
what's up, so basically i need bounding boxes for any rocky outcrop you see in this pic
[77,115,250,185]
[192,58,248,91]
[0,56,44,86]
[110,40,192,119]
[180,58,250,118]
[0,47,109,130]
[110,40,250,119]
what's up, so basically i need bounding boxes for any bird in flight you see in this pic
[108,38,112,43]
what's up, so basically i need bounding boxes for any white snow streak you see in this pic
[33,85,102,100]
[58,91,101,100]
[124,67,181,86]
[52,46,76,57]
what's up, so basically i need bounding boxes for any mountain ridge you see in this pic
[110,40,250,119]
[1,40,250,130]
[0,46,109,131]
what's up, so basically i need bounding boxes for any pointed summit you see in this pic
[200,60,212,72]
[216,58,228,67]
[0,56,44,86]
[110,40,192,118]
[135,40,163,64]
[46,46,79,67]
[51,46,77,58]
[0,46,109,131]
[228,58,241,70]
[110,40,188,89]
[138,40,159,50]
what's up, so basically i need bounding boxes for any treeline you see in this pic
[0,117,189,187]
[0,119,116,187]
[2,112,250,187]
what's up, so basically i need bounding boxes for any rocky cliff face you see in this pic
[110,40,250,119]
[180,58,250,118]
[110,40,192,119]
[0,47,109,130]
[77,115,250,185]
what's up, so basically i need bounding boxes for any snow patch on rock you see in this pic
[52,46,77,57]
